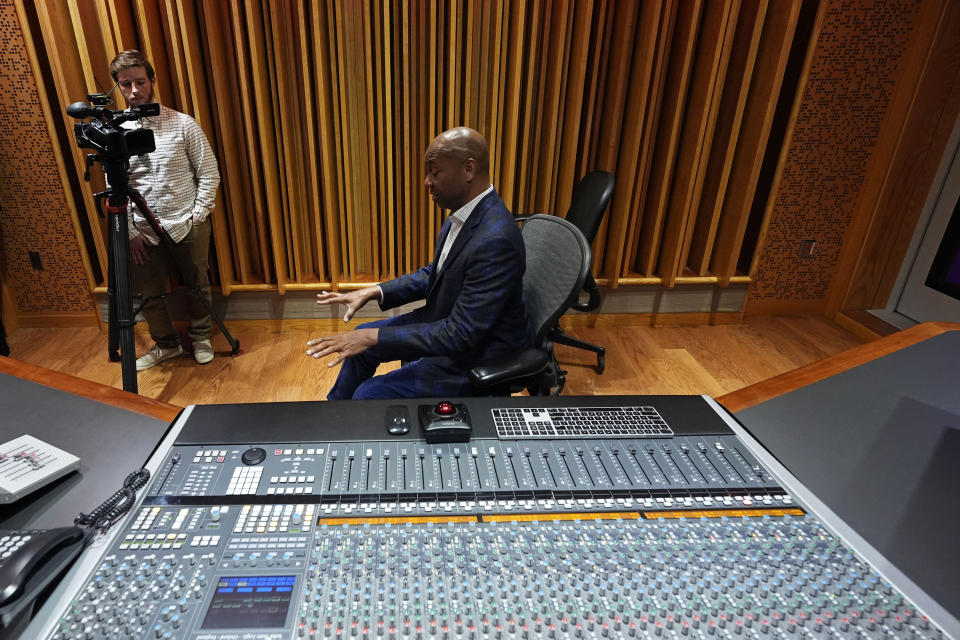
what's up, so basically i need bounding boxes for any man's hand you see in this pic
[316,286,380,322]
[129,234,150,265]
[305,328,378,367]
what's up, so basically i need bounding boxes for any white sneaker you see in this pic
[193,339,214,365]
[136,344,183,371]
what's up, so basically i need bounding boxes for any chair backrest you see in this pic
[563,171,614,312]
[564,170,615,243]
[520,215,591,347]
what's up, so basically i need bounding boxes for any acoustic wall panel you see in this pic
[0,0,94,316]
[1,0,949,323]
[749,0,923,303]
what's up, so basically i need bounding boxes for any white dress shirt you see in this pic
[436,184,494,271]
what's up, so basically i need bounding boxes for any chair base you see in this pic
[552,327,605,374]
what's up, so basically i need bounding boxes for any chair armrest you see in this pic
[469,348,550,388]
[572,273,601,312]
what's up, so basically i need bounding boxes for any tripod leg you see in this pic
[105,201,121,363]
[185,282,240,355]
[106,201,139,393]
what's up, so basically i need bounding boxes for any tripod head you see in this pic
[67,93,159,190]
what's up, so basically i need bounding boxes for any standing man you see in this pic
[306,127,532,399]
[110,50,220,371]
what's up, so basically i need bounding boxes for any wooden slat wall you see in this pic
[25,0,811,296]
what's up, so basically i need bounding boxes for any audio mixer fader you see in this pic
[27,395,955,639]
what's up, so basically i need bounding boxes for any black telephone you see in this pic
[0,467,148,629]
[0,527,84,627]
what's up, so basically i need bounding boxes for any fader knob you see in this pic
[241,447,267,465]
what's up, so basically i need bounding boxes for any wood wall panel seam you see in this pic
[618,2,674,285]
[638,0,701,278]
[699,0,768,279]
[741,1,805,282]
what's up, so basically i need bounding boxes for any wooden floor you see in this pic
[3,316,864,407]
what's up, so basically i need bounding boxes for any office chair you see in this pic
[553,170,615,373]
[469,215,591,396]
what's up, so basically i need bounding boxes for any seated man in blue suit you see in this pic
[305,127,533,400]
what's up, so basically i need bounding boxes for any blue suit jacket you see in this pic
[376,189,533,366]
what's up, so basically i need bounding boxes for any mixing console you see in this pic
[29,396,952,639]
[147,435,781,502]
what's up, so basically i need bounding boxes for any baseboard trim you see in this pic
[89,284,751,328]
[192,313,747,333]
[10,311,749,331]
[561,311,744,327]
[15,312,101,328]
[744,299,828,316]
[834,309,901,342]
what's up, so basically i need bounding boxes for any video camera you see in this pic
[67,92,159,159]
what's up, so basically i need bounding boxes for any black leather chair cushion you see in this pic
[469,348,550,388]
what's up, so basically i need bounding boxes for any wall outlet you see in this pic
[801,239,816,258]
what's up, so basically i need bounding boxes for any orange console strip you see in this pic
[317,512,646,526]
[316,508,805,527]
[316,515,477,526]
[644,508,806,519]
[482,512,643,523]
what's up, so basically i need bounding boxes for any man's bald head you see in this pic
[423,127,492,210]
[425,127,490,177]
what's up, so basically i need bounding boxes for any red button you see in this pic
[436,401,455,416]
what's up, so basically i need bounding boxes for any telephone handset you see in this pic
[0,527,84,626]
[0,467,148,628]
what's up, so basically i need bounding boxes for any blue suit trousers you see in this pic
[327,314,476,400]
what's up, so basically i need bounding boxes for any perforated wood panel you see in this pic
[0,0,93,315]
[749,0,923,303]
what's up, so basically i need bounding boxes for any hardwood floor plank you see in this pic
[4,317,864,406]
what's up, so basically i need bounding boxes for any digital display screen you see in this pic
[201,575,295,629]
[925,196,960,300]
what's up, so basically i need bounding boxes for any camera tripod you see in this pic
[94,175,240,393]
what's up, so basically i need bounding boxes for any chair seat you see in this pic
[469,348,550,388]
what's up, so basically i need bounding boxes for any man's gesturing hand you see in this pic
[316,286,380,323]
[305,329,378,367]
